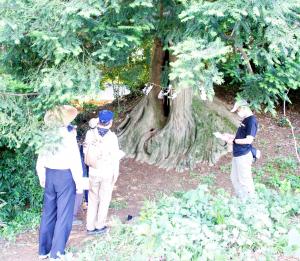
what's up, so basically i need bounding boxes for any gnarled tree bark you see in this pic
[117,40,238,171]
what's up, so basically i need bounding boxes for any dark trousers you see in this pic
[73,193,83,218]
[80,145,89,204]
[84,190,89,203]
[39,168,76,259]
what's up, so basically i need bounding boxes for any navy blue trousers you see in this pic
[39,168,76,259]
[80,144,89,203]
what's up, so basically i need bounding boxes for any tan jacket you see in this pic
[84,129,121,182]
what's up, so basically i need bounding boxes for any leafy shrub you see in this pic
[0,147,43,222]
[254,157,299,191]
[277,116,290,127]
[75,184,300,260]
[0,193,6,228]
[0,209,40,241]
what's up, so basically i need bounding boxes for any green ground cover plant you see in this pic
[0,147,43,240]
[0,209,40,241]
[75,183,300,261]
[254,157,299,191]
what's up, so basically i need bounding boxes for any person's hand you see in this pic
[213,132,223,139]
[76,188,83,194]
[214,132,231,141]
[222,133,234,143]
[227,138,234,145]
[224,134,234,144]
[39,178,45,188]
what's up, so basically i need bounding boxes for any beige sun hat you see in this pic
[44,105,78,126]
[230,99,249,113]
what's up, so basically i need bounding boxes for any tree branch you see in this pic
[235,46,254,74]
[218,21,254,75]
[287,118,300,164]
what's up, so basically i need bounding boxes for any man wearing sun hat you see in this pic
[36,105,83,260]
[214,99,259,199]
[84,109,124,235]
[229,99,259,199]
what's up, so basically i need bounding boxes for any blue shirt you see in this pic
[233,115,258,157]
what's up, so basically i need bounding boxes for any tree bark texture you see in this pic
[117,41,238,171]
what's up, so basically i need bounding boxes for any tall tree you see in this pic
[0,0,299,169]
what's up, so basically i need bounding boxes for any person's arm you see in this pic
[223,133,235,144]
[214,132,235,144]
[36,153,46,188]
[234,135,254,145]
[111,134,121,185]
[234,118,257,145]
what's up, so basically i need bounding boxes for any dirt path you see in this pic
[1,109,299,261]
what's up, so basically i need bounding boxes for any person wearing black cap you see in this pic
[83,110,124,235]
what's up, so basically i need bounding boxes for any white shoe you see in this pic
[49,254,65,260]
[256,149,261,160]
[39,253,49,259]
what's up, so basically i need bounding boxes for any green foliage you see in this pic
[0,147,43,221]
[0,193,6,228]
[0,209,40,241]
[199,173,216,186]
[170,38,231,100]
[254,157,300,191]
[76,185,300,260]
[220,163,231,173]
[0,0,299,231]
[189,172,216,186]
[0,74,39,149]
[0,0,299,147]
[0,0,299,150]
[0,0,155,149]
[285,224,300,258]
[277,116,291,127]
[239,56,300,114]
[173,0,300,112]
[0,0,157,224]
[109,199,128,210]
[100,42,151,92]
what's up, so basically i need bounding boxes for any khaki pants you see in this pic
[86,172,114,230]
[230,152,255,199]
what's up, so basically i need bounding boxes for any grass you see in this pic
[199,173,216,186]
[220,163,231,173]
[0,209,41,241]
[189,171,199,179]
[253,156,299,191]
[189,171,217,186]
[259,139,271,151]
[109,199,128,210]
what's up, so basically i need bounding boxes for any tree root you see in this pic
[118,88,237,171]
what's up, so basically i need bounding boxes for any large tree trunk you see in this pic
[117,41,238,171]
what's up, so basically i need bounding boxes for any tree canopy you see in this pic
[0,0,299,149]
